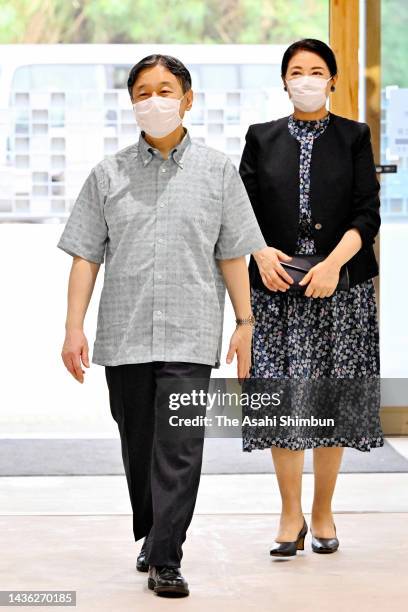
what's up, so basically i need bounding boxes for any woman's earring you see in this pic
[331,86,335,92]
[284,86,287,91]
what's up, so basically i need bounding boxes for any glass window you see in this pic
[11,64,105,92]
[240,64,280,88]
[380,0,408,376]
[199,64,239,89]
[105,65,133,90]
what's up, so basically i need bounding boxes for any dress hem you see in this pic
[243,436,385,453]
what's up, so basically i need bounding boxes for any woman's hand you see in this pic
[61,328,90,383]
[253,246,294,291]
[298,259,341,298]
[226,325,252,383]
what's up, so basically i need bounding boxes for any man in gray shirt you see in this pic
[58,54,266,598]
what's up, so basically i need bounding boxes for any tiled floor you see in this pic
[1,473,408,515]
[0,512,406,611]
[0,436,407,611]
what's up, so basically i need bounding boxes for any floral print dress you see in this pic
[243,112,384,453]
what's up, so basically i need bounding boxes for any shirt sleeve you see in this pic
[56,164,108,264]
[214,156,267,260]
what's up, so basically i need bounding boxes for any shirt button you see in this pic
[161,167,167,173]
[314,222,323,230]
[156,310,162,316]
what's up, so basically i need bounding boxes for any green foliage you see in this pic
[382,0,408,87]
[0,0,327,44]
[0,0,405,88]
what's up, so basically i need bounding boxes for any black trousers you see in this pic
[104,361,212,567]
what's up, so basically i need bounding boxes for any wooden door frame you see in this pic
[329,0,360,120]
[329,0,406,434]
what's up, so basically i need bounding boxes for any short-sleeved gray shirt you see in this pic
[57,127,267,367]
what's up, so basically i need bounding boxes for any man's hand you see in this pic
[61,328,90,383]
[298,259,341,298]
[226,325,252,383]
[253,246,294,292]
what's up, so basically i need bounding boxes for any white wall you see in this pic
[379,224,408,377]
[0,223,237,437]
[0,223,405,437]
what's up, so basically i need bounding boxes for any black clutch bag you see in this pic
[281,255,350,293]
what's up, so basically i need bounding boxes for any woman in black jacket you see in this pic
[239,39,384,557]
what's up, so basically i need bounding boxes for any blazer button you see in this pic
[314,222,323,230]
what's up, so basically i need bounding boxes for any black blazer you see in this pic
[238,112,381,289]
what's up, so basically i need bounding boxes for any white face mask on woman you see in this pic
[286,76,332,112]
[132,93,185,138]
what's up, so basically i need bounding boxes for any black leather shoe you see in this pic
[148,566,189,597]
[136,542,149,572]
[311,522,339,554]
[270,517,308,557]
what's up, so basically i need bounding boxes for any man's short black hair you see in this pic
[281,38,338,78]
[127,54,192,100]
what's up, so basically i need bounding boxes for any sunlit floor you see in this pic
[1,512,406,612]
[1,437,407,611]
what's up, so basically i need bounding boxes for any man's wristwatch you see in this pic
[235,314,256,326]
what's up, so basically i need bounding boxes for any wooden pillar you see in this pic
[330,0,381,303]
[330,1,404,433]
[364,0,381,312]
[365,0,381,163]
[329,0,360,120]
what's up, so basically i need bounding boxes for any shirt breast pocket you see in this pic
[105,191,140,227]
[180,195,222,245]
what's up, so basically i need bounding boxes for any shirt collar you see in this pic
[137,126,191,169]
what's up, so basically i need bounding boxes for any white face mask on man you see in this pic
[132,93,185,138]
[285,76,332,112]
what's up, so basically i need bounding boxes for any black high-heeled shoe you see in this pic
[311,522,339,554]
[270,517,308,557]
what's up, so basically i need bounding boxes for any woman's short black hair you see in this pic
[281,38,338,78]
[127,54,192,100]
